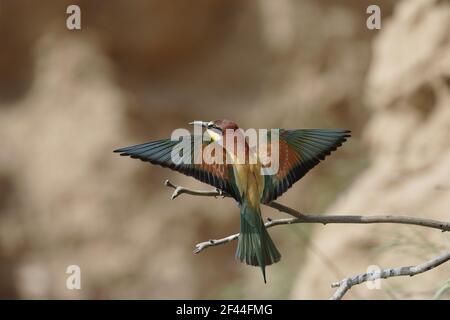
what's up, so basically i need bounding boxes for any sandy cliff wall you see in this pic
[291,0,450,299]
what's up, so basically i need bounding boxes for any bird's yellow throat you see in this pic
[206,128,222,142]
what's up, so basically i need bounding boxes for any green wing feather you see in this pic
[261,129,351,203]
[114,136,240,201]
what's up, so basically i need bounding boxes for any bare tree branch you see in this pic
[164,179,450,299]
[330,249,450,300]
[164,179,450,235]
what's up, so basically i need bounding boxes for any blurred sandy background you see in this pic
[0,0,449,299]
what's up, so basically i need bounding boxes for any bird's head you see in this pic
[189,119,239,141]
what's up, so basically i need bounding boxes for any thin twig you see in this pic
[330,249,450,300]
[165,180,226,200]
[193,218,296,253]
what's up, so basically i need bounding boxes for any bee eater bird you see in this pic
[114,120,350,283]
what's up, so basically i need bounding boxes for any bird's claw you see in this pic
[215,188,226,198]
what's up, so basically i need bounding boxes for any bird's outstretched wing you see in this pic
[114,136,240,201]
[260,129,351,203]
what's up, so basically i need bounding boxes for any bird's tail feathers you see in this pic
[236,200,281,283]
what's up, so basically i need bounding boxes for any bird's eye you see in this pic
[207,123,222,132]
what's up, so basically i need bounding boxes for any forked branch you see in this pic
[164,180,450,233]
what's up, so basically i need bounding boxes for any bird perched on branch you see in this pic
[114,119,350,283]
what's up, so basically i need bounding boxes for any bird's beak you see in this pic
[189,121,208,128]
